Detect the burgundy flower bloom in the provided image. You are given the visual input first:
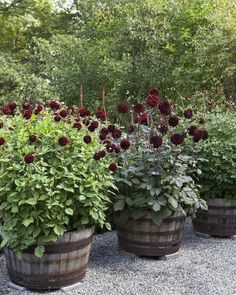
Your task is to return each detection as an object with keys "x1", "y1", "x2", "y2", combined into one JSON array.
[
  {"x1": 98, "y1": 150, "x2": 106, "y2": 158},
  {"x1": 159, "y1": 101, "x2": 171, "y2": 115},
  {"x1": 24, "y1": 153, "x2": 35, "y2": 164},
  {"x1": 170, "y1": 133, "x2": 185, "y2": 145},
  {"x1": 146, "y1": 94, "x2": 160, "y2": 107},
  {"x1": 88, "y1": 125, "x2": 95, "y2": 132},
  {"x1": 0, "y1": 137, "x2": 5, "y2": 146},
  {"x1": 117, "y1": 103, "x2": 129, "y2": 113},
  {"x1": 183, "y1": 108, "x2": 193, "y2": 119},
  {"x1": 139, "y1": 112, "x2": 148, "y2": 125},
  {"x1": 50, "y1": 100, "x2": 60, "y2": 110},
  {"x1": 2, "y1": 106, "x2": 11, "y2": 115},
  {"x1": 73, "y1": 122, "x2": 82, "y2": 130},
  {"x1": 133, "y1": 103, "x2": 144, "y2": 113},
  {"x1": 37, "y1": 104, "x2": 44, "y2": 112},
  {"x1": 199, "y1": 117, "x2": 205, "y2": 124},
  {"x1": 8, "y1": 102, "x2": 17, "y2": 111},
  {"x1": 0, "y1": 122, "x2": 3, "y2": 128},
  {"x1": 108, "y1": 125, "x2": 115, "y2": 133},
  {"x1": 23, "y1": 110, "x2": 32, "y2": 120},
  {"x1": 128, "y1": 125, "x2": 135, "y2": 133},
  {"x1": 120, "y1": 139, "x2": 130, "y2": 150},
  {"x1": 93, "y1": 153, "x2": 101, "y2": 160},
  {"x1": 96, "y1": 109, "x2": 107, "y2": 121},
  {"x1": 59, "y1": 109, "x2": 68, "y2": 118},
  {"x1": 109, "y1": 163, "x2": 117, "y2": 172},
  {"x1": 150, "y1": 135, "x2": 163, "y2": 148},
  {"x1": 112, "y1": 128, "x2": 122, "y2": 139},
  {"x1": 193, "y1": 129, "x2": 204, "y2": 142},
  {"x1": 168, "y1": 115, "x2": 179, "y2": 127},
  {"x1": 188, "y1": 125, "x2": 197, "y2": 136},
  {"x1": 159, "y1": 124, "x2": 168, "y2": 134},
  {"x1": 83, "y1": 135, "x2": 92, "y2": 144},
  {"x1": 100, "y1": 128, "x2": 109, "y2": 136},
  {"x1": 149, "y1": 88, "x2": 160, "y2": 96},
  {"x1": 99, "y1": 133, "x2": 107, "y2": 141},
  {"x1": 22, "y1": 102, "x2": 31, "y2": 110},
  {"x1": 90, "y1": 121, "x2": 99, "y2": 129},
  {"x1": 115, "y1": 147, "x2": 120, "y2": 154},
  {"x1": 58, "y1": 136, "x2": 68, "y2": 146},
  {"x1": 202, "y1": 130, "x2": 208, "y2": 140},
  {"x1": 29, "y1": 135, "x2": 37, "y2": 142},
  {"x1": 54, "y1": 115, "x2": 61, "y2": 122},
  {"x1": 79, "y1": 108, "x2": 91, "y2": 117}
]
